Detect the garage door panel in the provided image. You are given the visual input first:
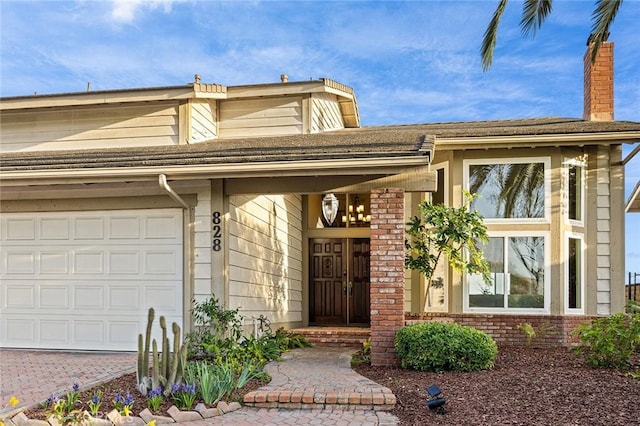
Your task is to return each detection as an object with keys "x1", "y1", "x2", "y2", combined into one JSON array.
[
  {"x1": 74, "y1": 217, "x2": 105, "y2": 239},
  {"x1": 145, "y1": 250, "x2": 180, "y2": 275},
  {"x1": 5, "y1": 218, "x2": 36, "y2": 240},
  {"x1": 5, "y1": 251, "x2": 35, "y2": 274},
  {"x1": 109, "y1": 216, "x2": 140, "y2": 239},
  {"x1": 4, "y1": 319, "x2": 35, "y2": 343},
  {"x1": 144, "y1": 286, "x2": 180, "y2": 311},
  {"x1": 108, "y1": 286, "x2": 141, "y2": 310},
  {"x1": 41, "y1": 320, "x2": 70, "y2": 345},
  {"x1": 145, "y1": 215, "x2": 180, "y2": 239},
  {"x1": 74, "y1": 285, "x2": 105, "y2": 310},
  {"x1": 109, "y1": 251, "x2": 140, "y2": 274},
  {"x1": 40, "y1": 217, "x2": 70, "y2": 240},
  {"x1": 40, "y1": 285, "x2": 69, "y2": 309},
  {"x1": 73, "y1": 251, "x2": 105, "y2": 274},
  {"x1": 41, "y1": 251, "x2": 70, "y2": 274},
  {"x1": 0, "y1": 209, "x2": 183, "y2": 351},
  {"x1": 4, "y1": 284, "x2": 35, "y2": 308}
]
